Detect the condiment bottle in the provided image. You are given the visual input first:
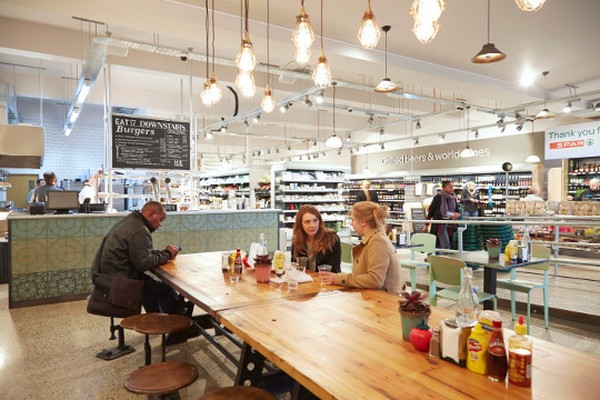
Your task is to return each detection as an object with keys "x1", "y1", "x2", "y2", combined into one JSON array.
[
  {"x1": 467, "y1": 323, "x2": 488, "y2": 375},
  {"x1": 508, "y1": 316, "x2": 532, "y2": 387},
  {"x1": 487, "y1": 319, "x2": 507, "y2": 382},
  {"x1": 428, "y1": 327, "x2": 441, "y2": 361}
]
